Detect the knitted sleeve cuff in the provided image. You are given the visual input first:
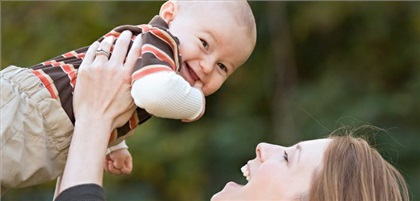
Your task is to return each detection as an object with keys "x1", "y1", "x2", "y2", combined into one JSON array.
[
  {"x1": 106, "y1": 140, "x2": 128, "y2": 155},
  {"x1": 55, "y1": 184, "x2": 104, "y2": 201}
]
